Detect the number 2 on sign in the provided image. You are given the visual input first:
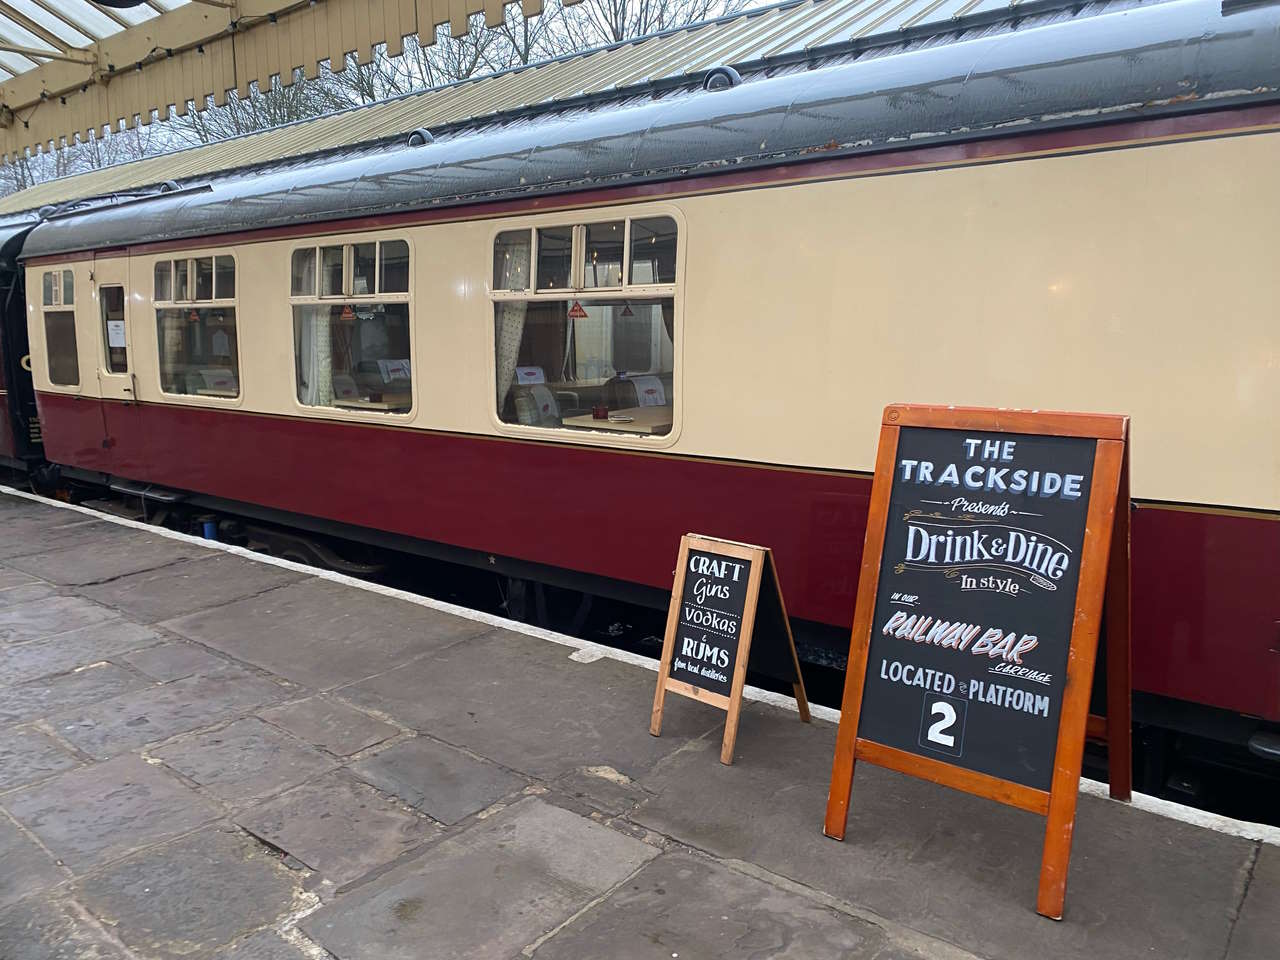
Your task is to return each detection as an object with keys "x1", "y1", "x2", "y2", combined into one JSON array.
[
  {"x1": 927, "y1": 701, "x2": 956, "y2": 746},
  {"x1": 918, "y1": 694, "x2": 966, "y2": 757}
]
